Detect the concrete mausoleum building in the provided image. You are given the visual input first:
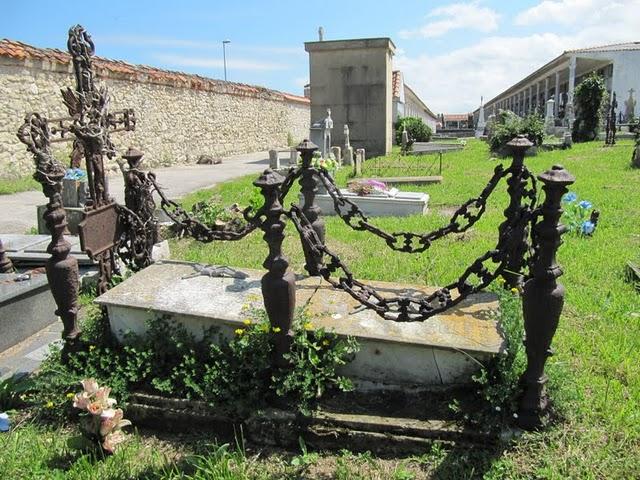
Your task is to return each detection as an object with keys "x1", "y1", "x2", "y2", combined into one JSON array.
[
  {"x1": 477, "y1": 42, "x2": 640, "y2": 127},
  {"x1": 305, "y1": 37, "x2": 436, "y2": 157},
  {"x1": 392, "y1": 70, "x2": 438, "y2": 132}
]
